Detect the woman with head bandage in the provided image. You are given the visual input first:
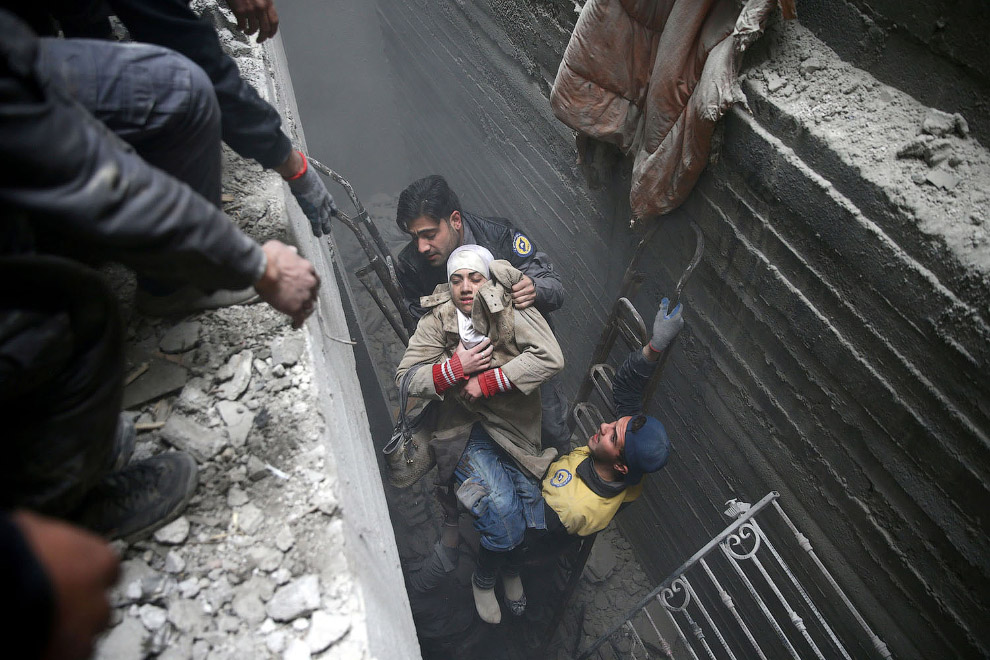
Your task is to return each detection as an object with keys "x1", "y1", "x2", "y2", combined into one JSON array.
[
  {"x1": 395, "y1": 244, "x2": 565, "y2": 624},
  {"x1": 447, "y1": 245, "x2": 494, "y2": 350}
]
